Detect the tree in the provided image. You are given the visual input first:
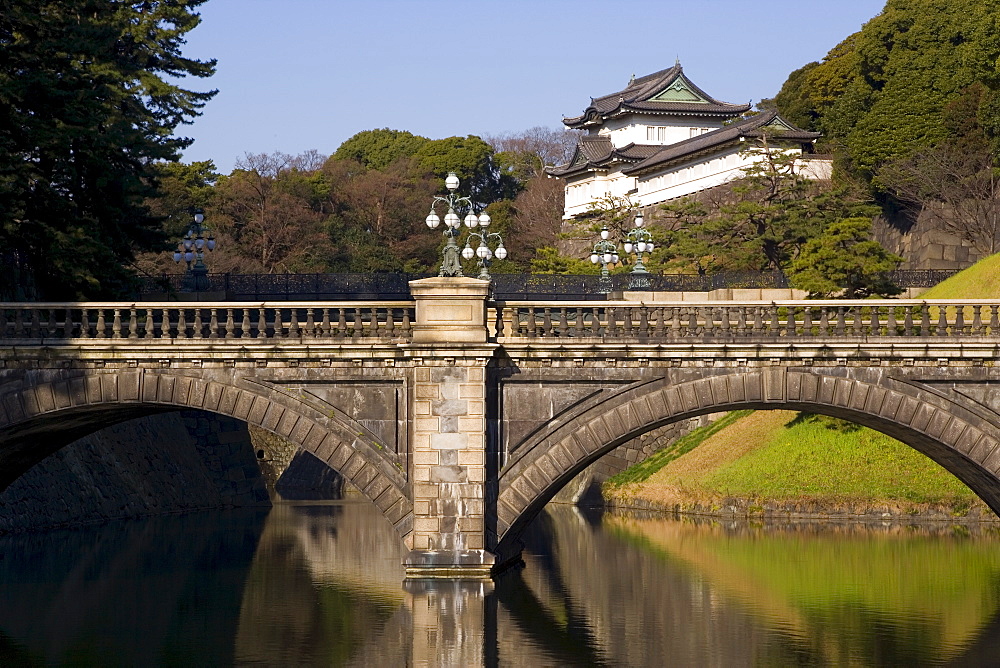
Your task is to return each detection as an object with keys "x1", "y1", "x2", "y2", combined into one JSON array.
[
  {"x1": 788, "y1": 217, "x2": 903, "y2": 298},
  {"x1": 878, "y1": 84, "x2": 1000, "y2": 255},
  {"x1": 773, "y1": 0, "x2": 1000, "y2": 184},
  {"x1": 506, "y1": 174, "x2": 565, "y2": 267},
  {"x1": 658, "y1": 140, "x2": 875, "y2": 273},
  {"x1": 485, "y1": 126, "x2": 579, "y2": 181},
  {"x1": 321, "y1": 158, "x2": 438, "y2": 272},
  {"x1": 136, "y1": 160, "x2": 219, "y2": 275},
  {"x1": 412, "y1": 135, "x2": 520, "y2": 207},
  {"x1": 332, "y1": 128, "x2": 429, "y2": 171},
  {"x1": 0, "y1": 0, "x2": 216, "y2": 298},
  {"x1": 529, "y1": 247, "x2": 600, "y2": 274},
  {"x1": 210, "y1": 153, "x2": 332, "y2": 274}
]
